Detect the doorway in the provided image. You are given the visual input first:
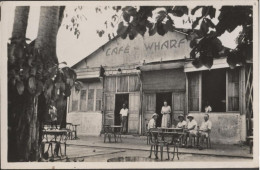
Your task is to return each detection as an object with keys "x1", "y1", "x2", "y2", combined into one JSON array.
[
  {"x1": 156, "y1": 92, "x2": 172, "y2": 127},
  {"x1": 114, "y1": 94, "x2": 129, "y2": 129}
]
